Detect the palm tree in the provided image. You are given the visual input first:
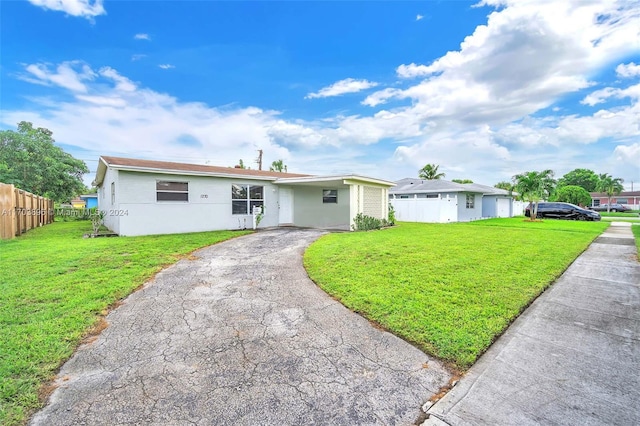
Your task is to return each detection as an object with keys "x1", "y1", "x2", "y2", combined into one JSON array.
[
  {"x1": 419, "y1": 164, "x2": 445, "y2": 180},
  {"x1": 269, "y1": 159, "x2": 287, "y2": 173},
  {"x1": 596, "y1": 173, "x2": 624, "y2": 212},
  {"x1": 512, "y1": 170, "x2": 555, "y2": 220}
]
